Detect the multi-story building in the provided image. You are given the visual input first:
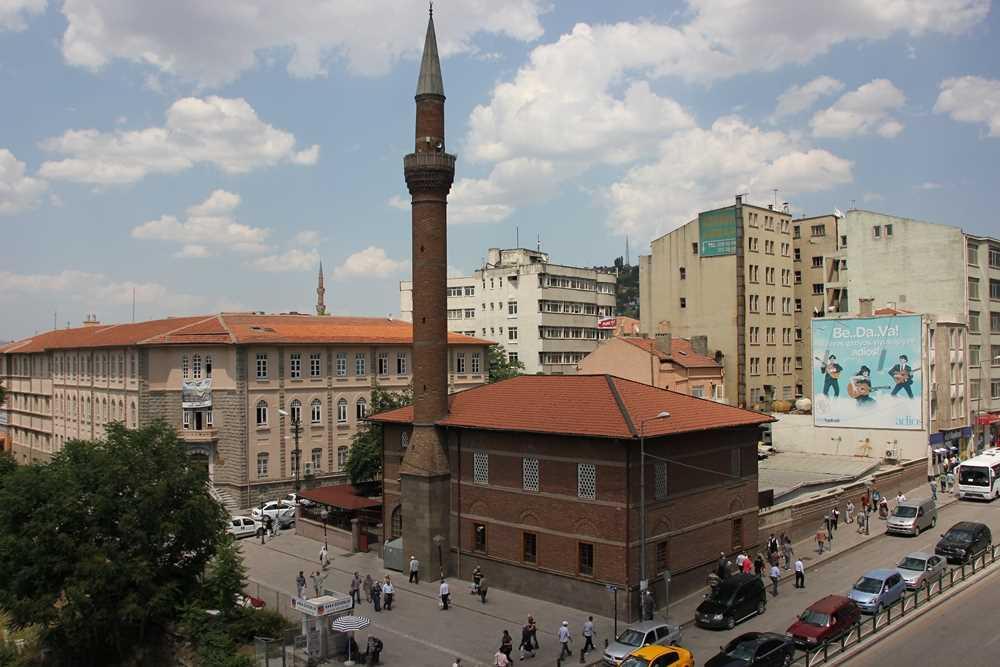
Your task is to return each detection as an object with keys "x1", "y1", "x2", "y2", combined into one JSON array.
[
  {"x1": 0, "y1": 313, "x2": 489, "y2": 509},
  {"x1": 794, "y1": 214, "x2": 841, "y2": 398},
  {"x1": 640, "y1": 196, "x2": 807, "y2": 409},
  {"x1": 965, "y1": 235, "x2": 1000, "y2": 448},
  {"x1": 400, "y1": 247, "x2": 616, "y2": 375}
]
